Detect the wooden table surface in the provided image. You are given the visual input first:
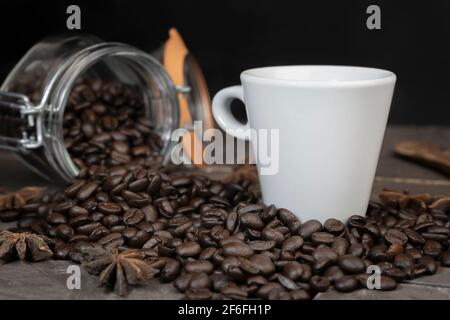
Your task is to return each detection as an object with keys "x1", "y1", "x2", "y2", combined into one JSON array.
[{"x1": 0, "y1": 126, "x2": 449, "y2": 300}]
